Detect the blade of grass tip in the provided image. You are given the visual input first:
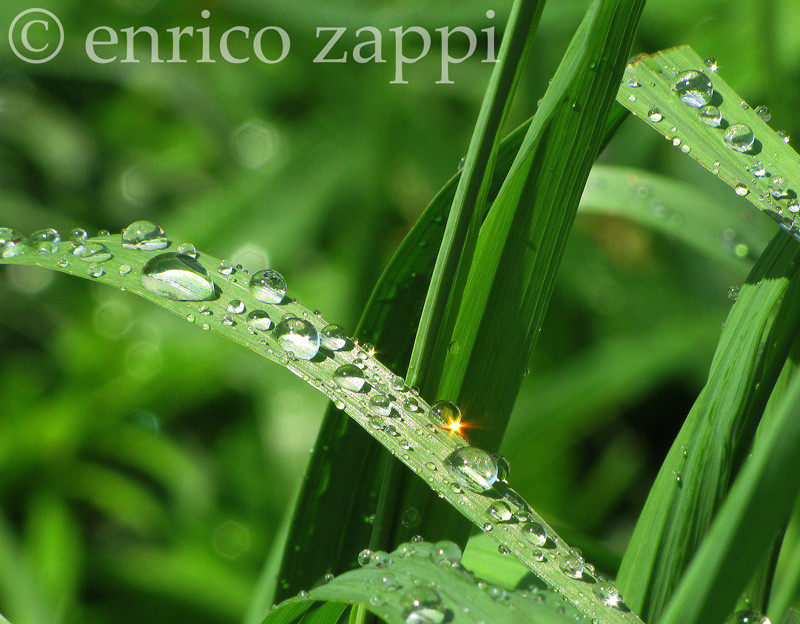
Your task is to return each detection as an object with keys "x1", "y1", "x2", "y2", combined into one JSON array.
[
  {"x1": 657, "y1": 320, "x2": 800, "y2": 624},
  {"x1": 617, "y1": 231, "x2": 800, "y2": 622}
]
